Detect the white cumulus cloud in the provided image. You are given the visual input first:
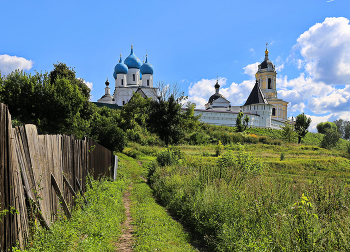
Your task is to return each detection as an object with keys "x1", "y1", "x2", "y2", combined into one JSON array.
[
  {"x1": 187, "y1": 17, "x2": 350, "y2": 132},
  {"x1": 0, "y1": 54, "x2": 33, "y2": 76},
  {"x1": 243, "y1": 62, "x2": 259, "y2": 78},
  {"x1": 294, "y1": 17, "x2": 350, "y2": 85},
  {"x1": 187, "y1": 76, "x2": 255, "y2": 109}
]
